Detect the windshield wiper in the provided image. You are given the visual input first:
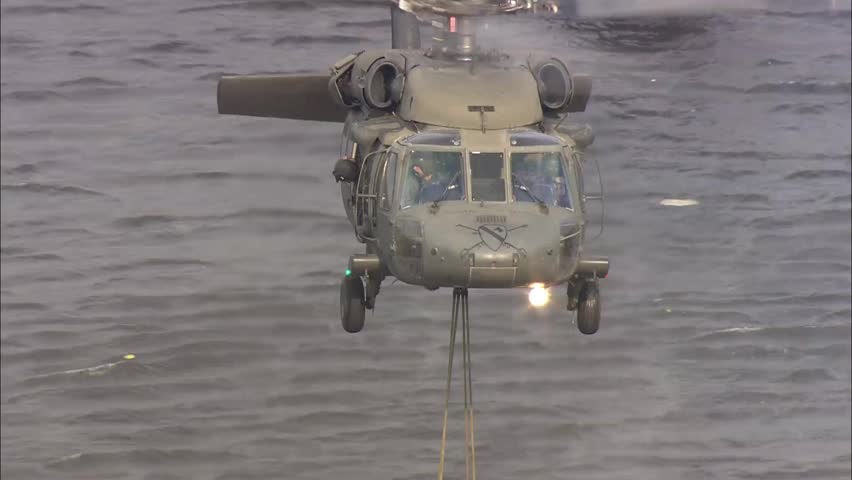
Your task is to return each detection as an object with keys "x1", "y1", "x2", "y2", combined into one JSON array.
[
  {"x1": 431, "y1": 171, "x2": 461, "y2": 209},
  {"x1": 512, "y1": 174, "x2": 547, "y2": 209}
]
